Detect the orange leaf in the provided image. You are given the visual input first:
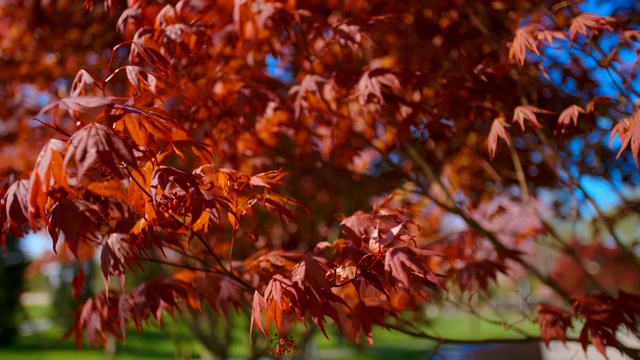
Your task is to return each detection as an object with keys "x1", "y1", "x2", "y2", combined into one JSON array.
[
  {"x1": 509, "y1": 24, "x2": 540, "y2": 66},
  {"x1": 487, "y1": 117, "x2": 511, "y2": 158},
  {"x1": 558, "y1": 104, "x2": 585, "y2": 128},
  {"x1": 87, "y1": 180, "x2": 127, "y2": 200},
  {"x1": 512, "y1": 105, "x2": 552, "y2": 130}
]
